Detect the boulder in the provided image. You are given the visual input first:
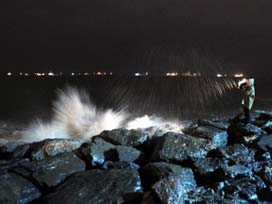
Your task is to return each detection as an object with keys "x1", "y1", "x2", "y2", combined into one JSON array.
[
  {"x1": 227, "y1": 123, "x2": 266, "y2": 142},
  {"x1": 153, "y1": 170, "x2": 197, "y2": 204},
  {"x1": 30, "y1": 139, "x2": 84, "y2": 160},
  {"x1": 261, "y1": 121, "x2": 272, "y2": 134},
  {"x1": 194, "y1": 157, "x2": 228, "y2": 175},
  {"x1": 258, "y1": 135, "x2": 272, "y2": 151},
  {"x1": 217, "y1": 144, "x2": 256, "y2": 165},
  {"x1": 99, "y1": 128, "x2": 149, "y2": 147},
  {"x1": 189, "y1": 126, "x2": 228, "y2": 147},
  {"x1": 256, "y1": 110, "x2": 272, "y2": 120},
  {"x1": 80, "y1": 137, "x2": 116, "y2": 166},
  {"x1": 152, "y1": 132, "x2": 216, "y2": 163},
  {"x1": 140, "y1": 162, "x2": 196, "y2": 189},
  {"x1": 102, "y1": 161, "x2": 140, "y2": 170},
  {"x1": 115, "y1": 145, "x2": 142, "y2": 163},
  {"x1": 185, "y1": 187, "x2": 224, "y2": 203},
  {"x1": 197, "y1": 119, "x2": 230, "y2": 130},
  {"x1": 44, "y1": 169, "x2": 143, "y2": 204},
  {"x1": 0, "y1": 172, "x2": 41, "y2": 204},
  {"x1": 12, "y1": 152, "x2": 86, "y2": 188},
  {"x1": 224, "y1": 164, "x2": 253, "y2": 178}
]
